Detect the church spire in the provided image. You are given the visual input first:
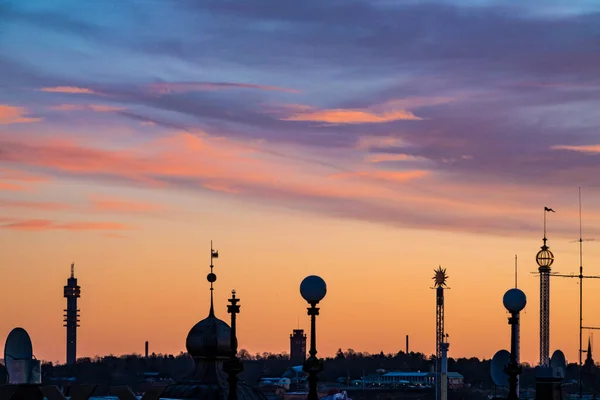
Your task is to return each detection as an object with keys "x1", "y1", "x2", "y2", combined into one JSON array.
[{"x1": 207, "y1": 241, "x2": 219, "y2": 317}]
